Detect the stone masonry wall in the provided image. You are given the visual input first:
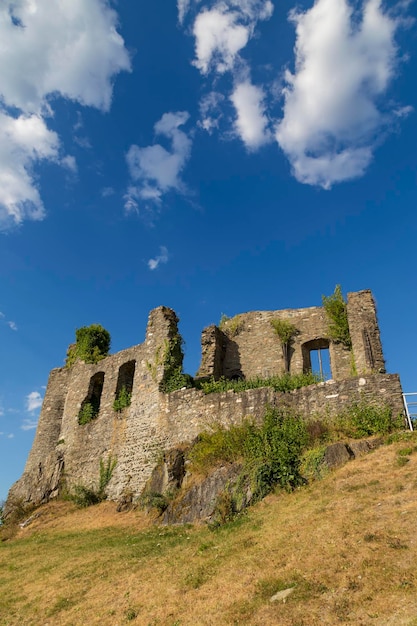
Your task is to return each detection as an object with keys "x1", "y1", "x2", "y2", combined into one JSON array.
[
  {"x1": 5, "y1": 293, "x2": 405, "y2": 515},
  {"x1": 197, "y1": 291, "x2": 383, "y2": 382},
  {"x1": 159, "y1": 374, "x2": 405, "y2": 448},
  {"x1": 347, "y1": 290, "x2": 385, "y2": 374},
  {"x1": 6, "y1": 307, "x2": 182, "y2": 512}
]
